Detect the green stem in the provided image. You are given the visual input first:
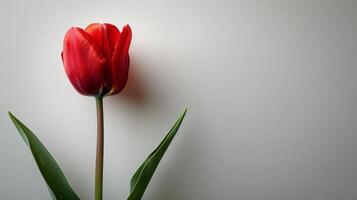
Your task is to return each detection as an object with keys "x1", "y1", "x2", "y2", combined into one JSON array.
[{"x1": 95, "y1": 97, "x2": 104, "y2": 200}]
